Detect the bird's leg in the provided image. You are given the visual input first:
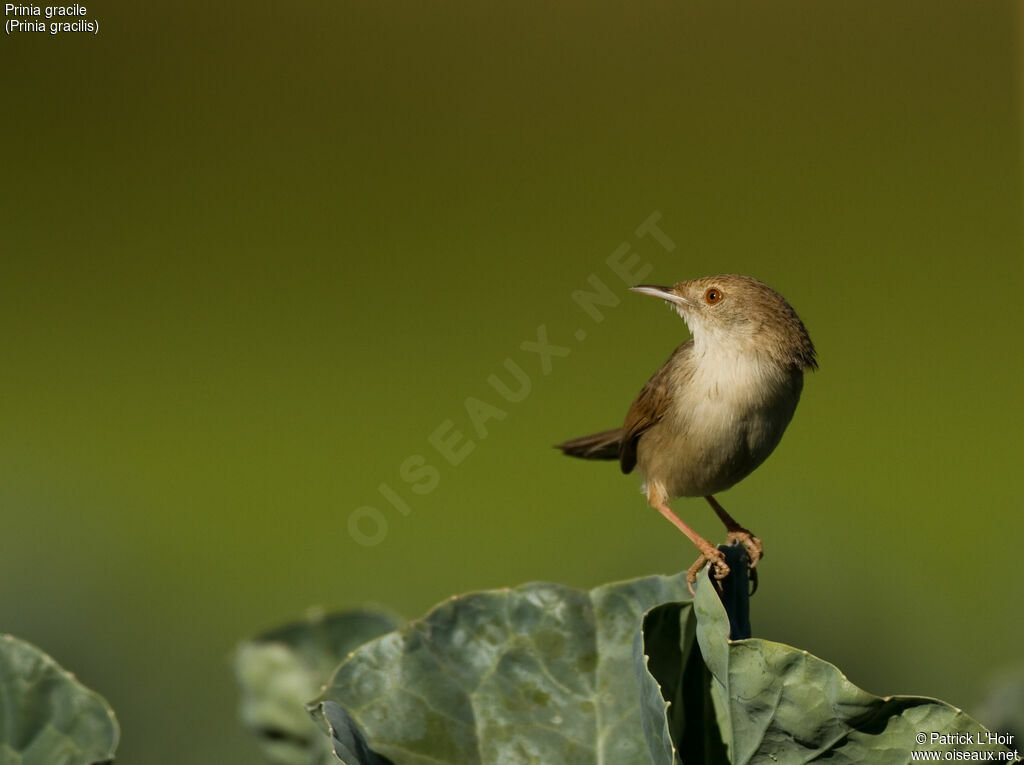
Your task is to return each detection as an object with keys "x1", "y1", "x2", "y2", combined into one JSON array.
[
  {"x1": 704, "y1": 495, "x2": 763, "y2": 567},
  {"x1": 648, "y1": 486, "x2": 729, "y2": 592}
]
